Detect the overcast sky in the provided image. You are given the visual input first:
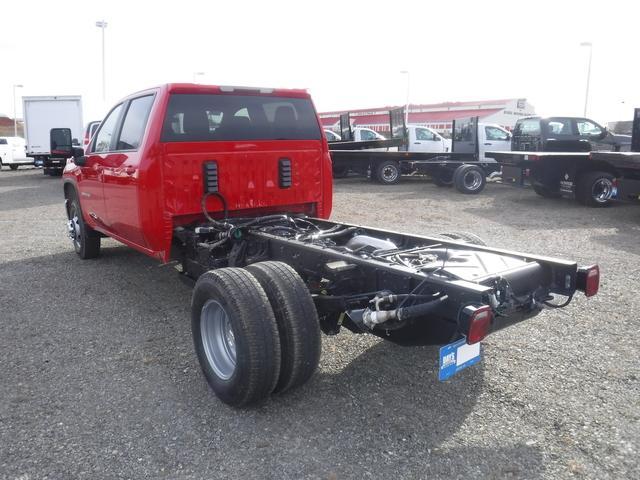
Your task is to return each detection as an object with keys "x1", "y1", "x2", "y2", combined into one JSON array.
[{"x1": 1, "y1": 0, "x2": 638, "y2": 125}]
